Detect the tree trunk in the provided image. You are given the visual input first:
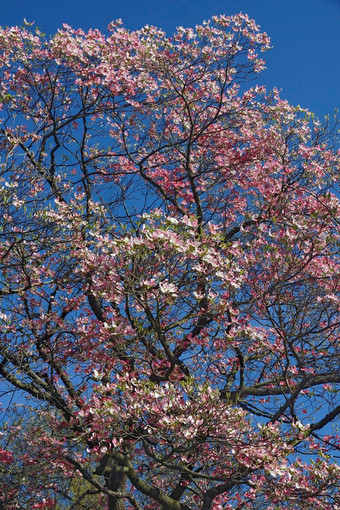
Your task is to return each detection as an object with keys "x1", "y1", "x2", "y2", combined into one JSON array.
[{"x1": 105, "y1": 462, "x2": 128, "y2": 510}]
